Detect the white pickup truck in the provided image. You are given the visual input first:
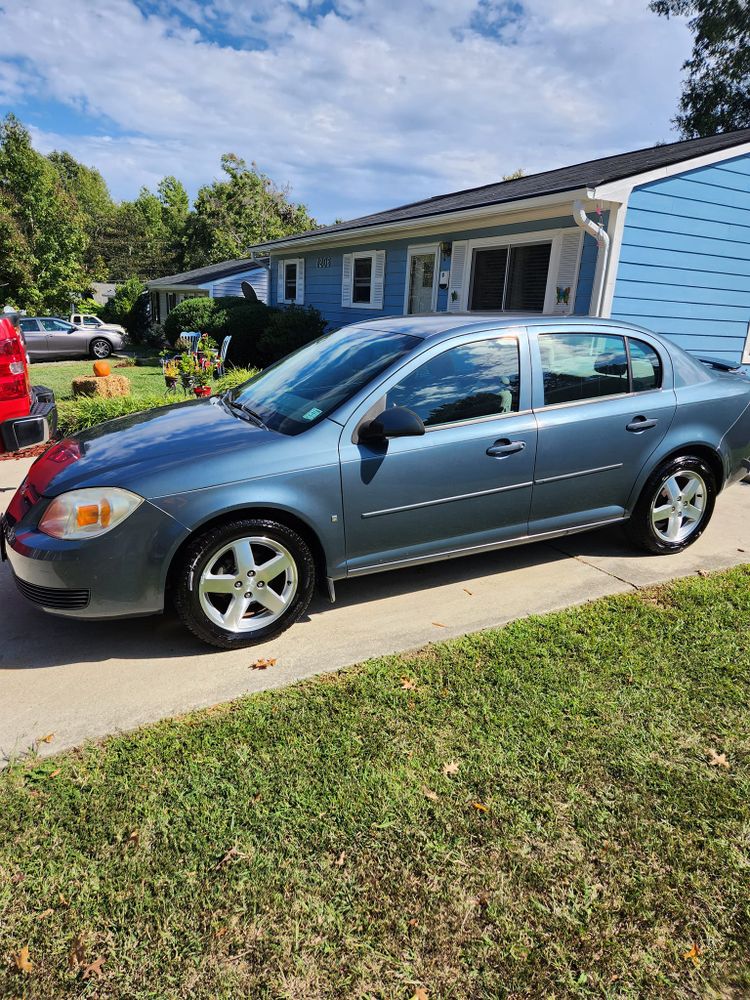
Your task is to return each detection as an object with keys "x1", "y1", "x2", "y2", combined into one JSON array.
[{"x1": 70, "y1": 313, "x2": 127, "y2": 336}]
